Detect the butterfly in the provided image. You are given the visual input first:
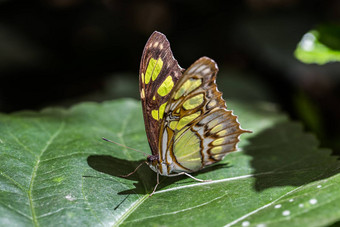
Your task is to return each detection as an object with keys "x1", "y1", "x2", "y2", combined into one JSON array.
[{"x1": 137, "y1": 31, "x2": 251, "y2": 195}]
